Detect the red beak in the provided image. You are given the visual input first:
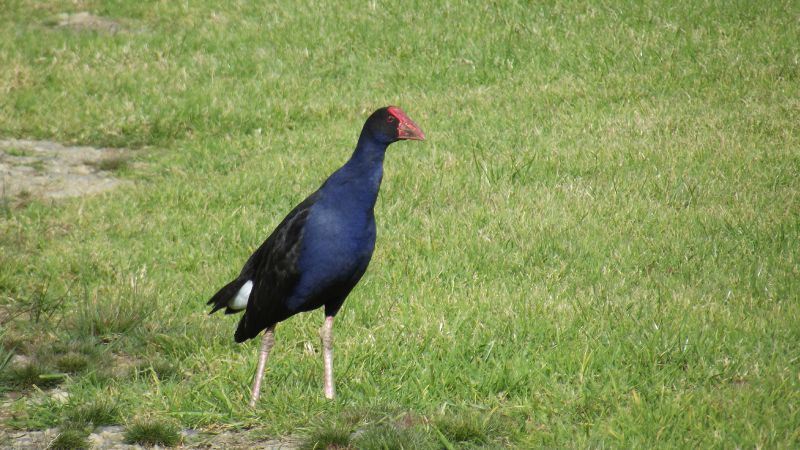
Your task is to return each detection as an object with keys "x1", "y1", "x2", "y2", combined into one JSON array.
[{"x1": 388, "y1": 106, "x2": 426, "y2": 141}]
